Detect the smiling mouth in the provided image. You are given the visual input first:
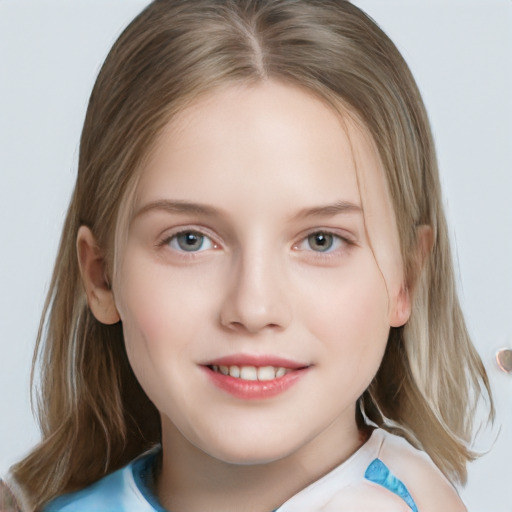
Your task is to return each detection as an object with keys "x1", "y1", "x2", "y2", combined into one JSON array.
[
  {"x1": 208, "y1": 364, "x2": 293, "y2": 381},
  {"x1": 202, "y1": 356, "x2": 310, "y2": 399}
]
